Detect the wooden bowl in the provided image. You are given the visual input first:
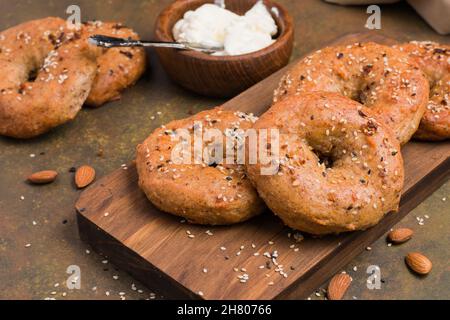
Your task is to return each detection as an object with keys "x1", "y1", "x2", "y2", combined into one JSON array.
[{"x1": 154, "y1": 0, "x2": 294, "y2": 98}]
